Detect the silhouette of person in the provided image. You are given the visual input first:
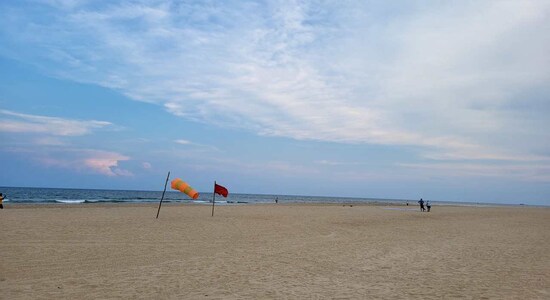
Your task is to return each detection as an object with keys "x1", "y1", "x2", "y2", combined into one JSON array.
[{"x1": 418, "y1": 198, "x2": 425, "y2": 212}]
